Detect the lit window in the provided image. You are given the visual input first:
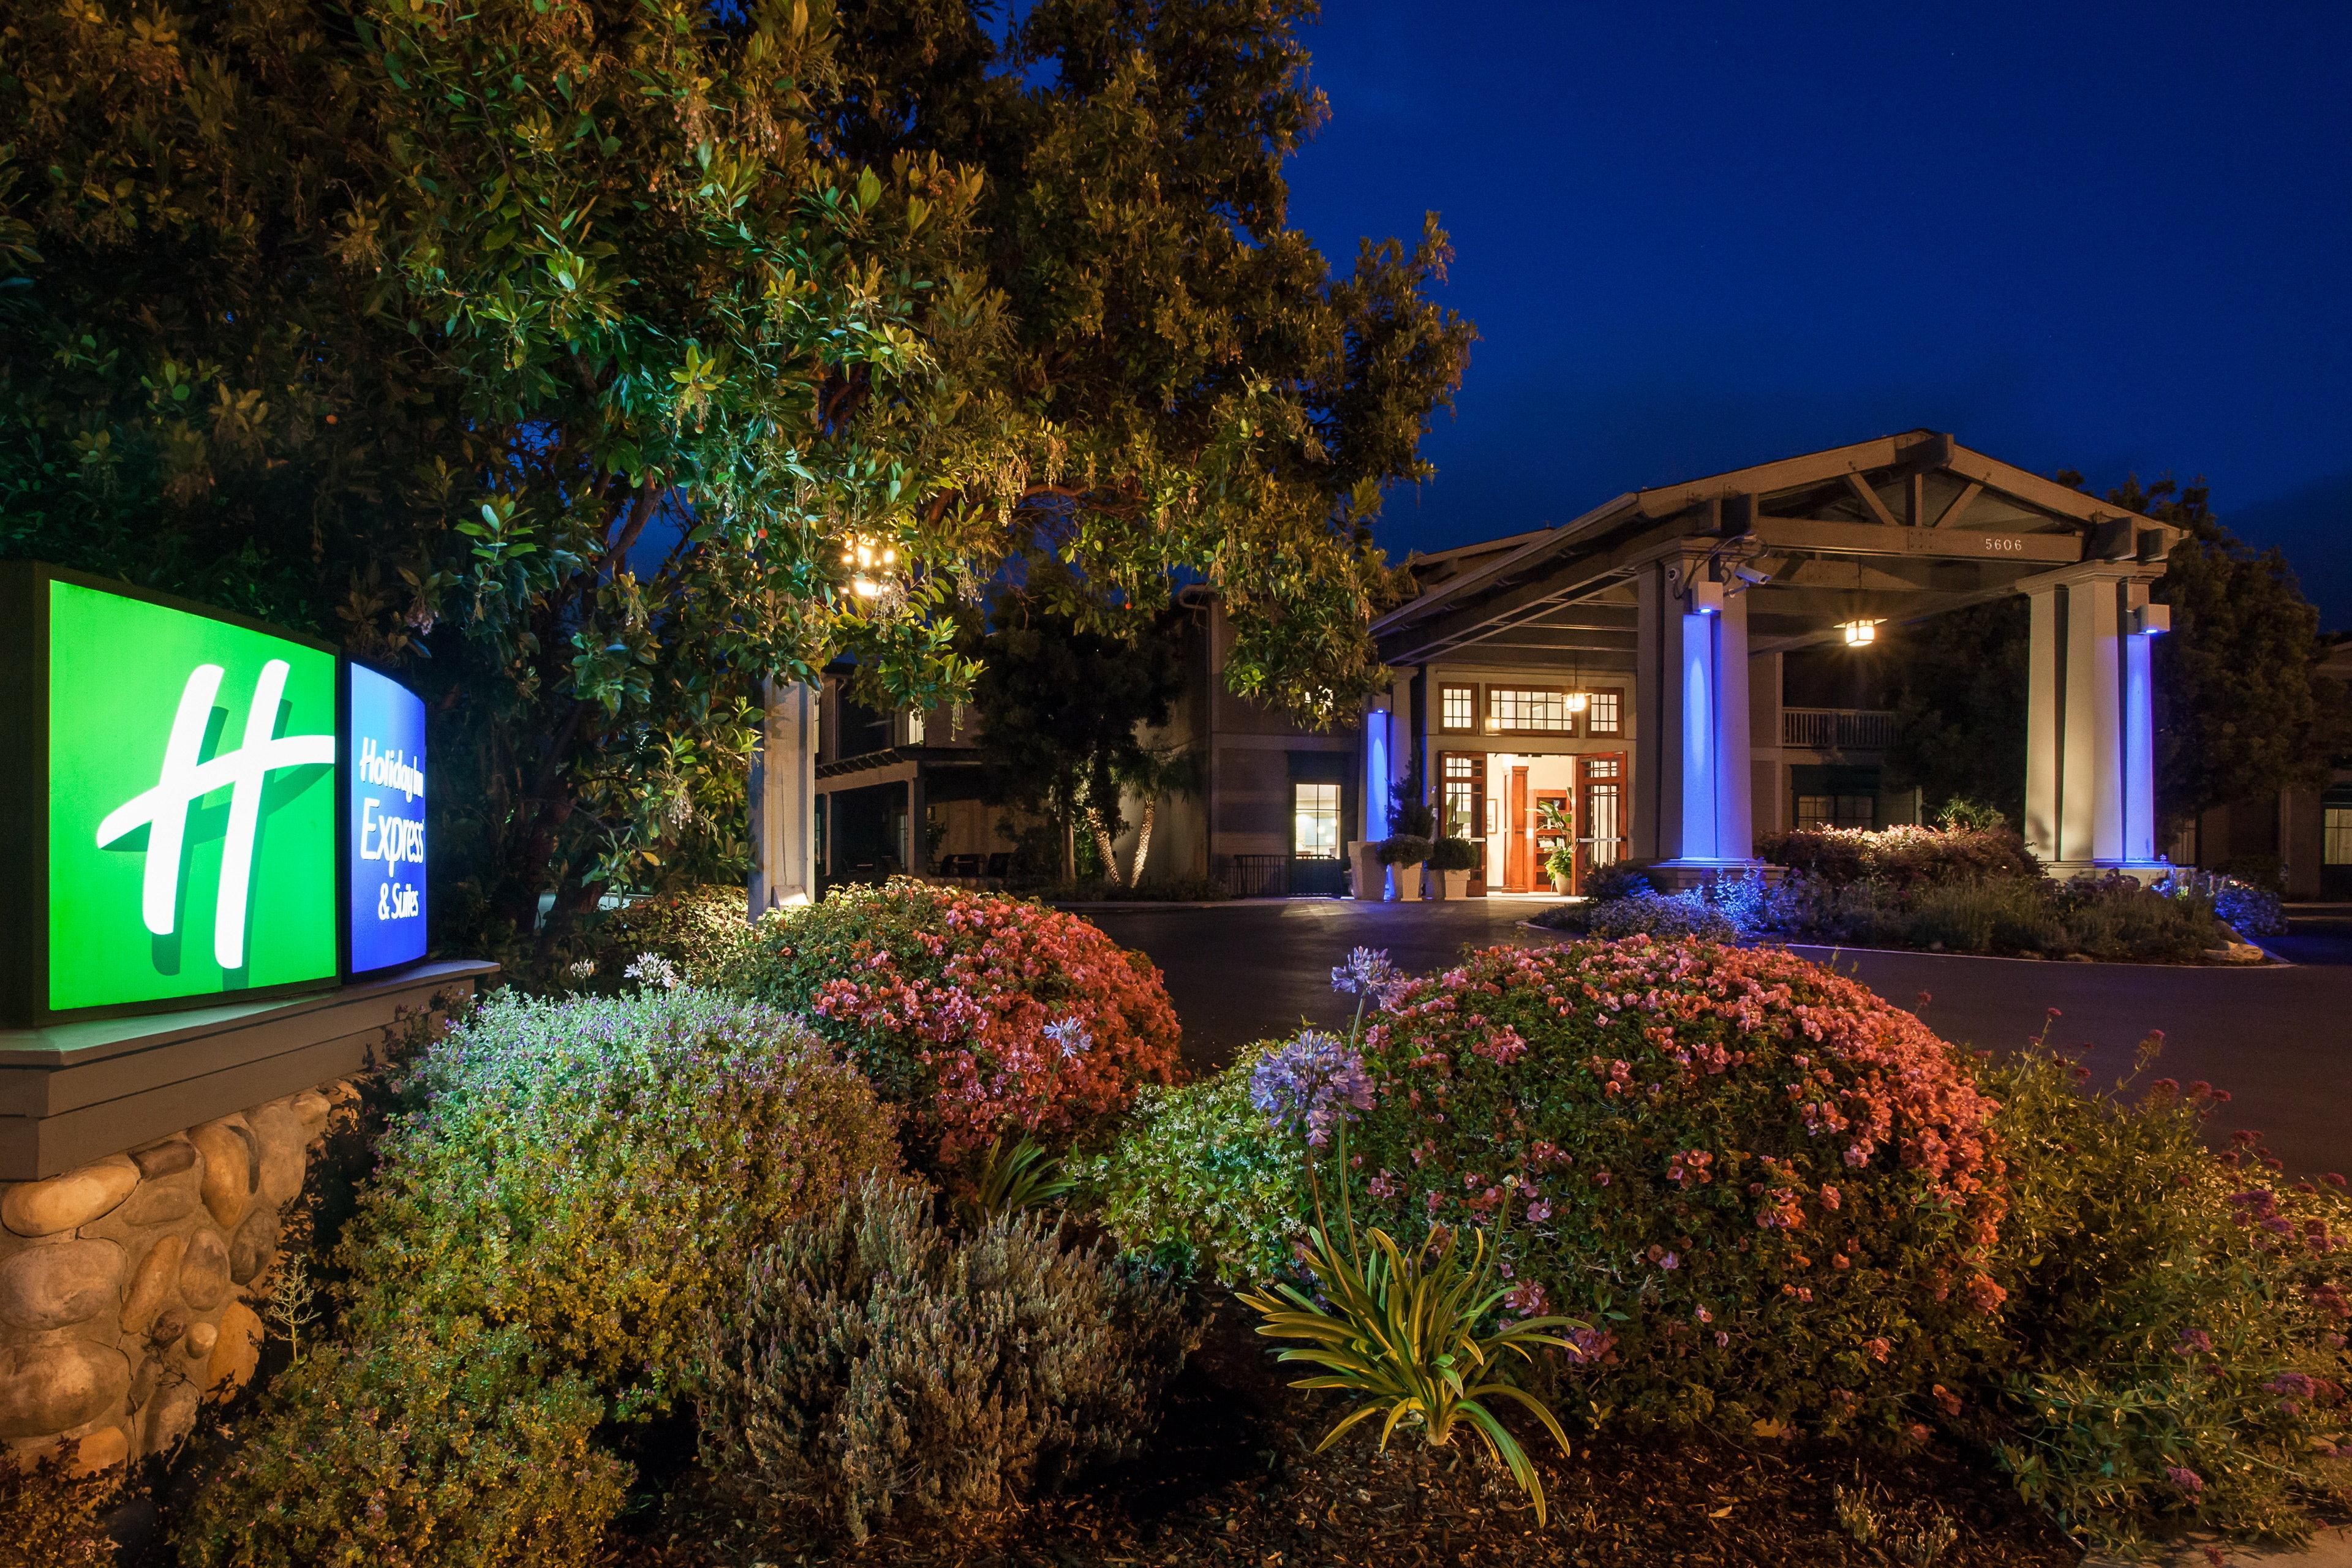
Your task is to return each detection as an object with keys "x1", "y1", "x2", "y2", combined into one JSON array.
[
  {"x1": 1441, "y1": 755, "x2": 1479, "y2": 839},
  {"x1": 1488, "y1": 687, "x2": 1570, "y2": 733},
  {"x1": 1585, "y1": 756, "x2": 1620, "y2": 780},
  {"x1": 1585, "y1": 783, "x2": 1623, "y2": 865},
  {"x1": 1293, "y1": 783, "x2": 1341, "y2": 859},
  {"x1": 1439, "y1": 684, "x2": 1476, "y2": 731},
  {"x1": 1586, "y1": 689, "x2": 1623, "y2": 736},
  {"x1": 2326, "y1": 807, "x2": 2352, "y2": 865}
]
